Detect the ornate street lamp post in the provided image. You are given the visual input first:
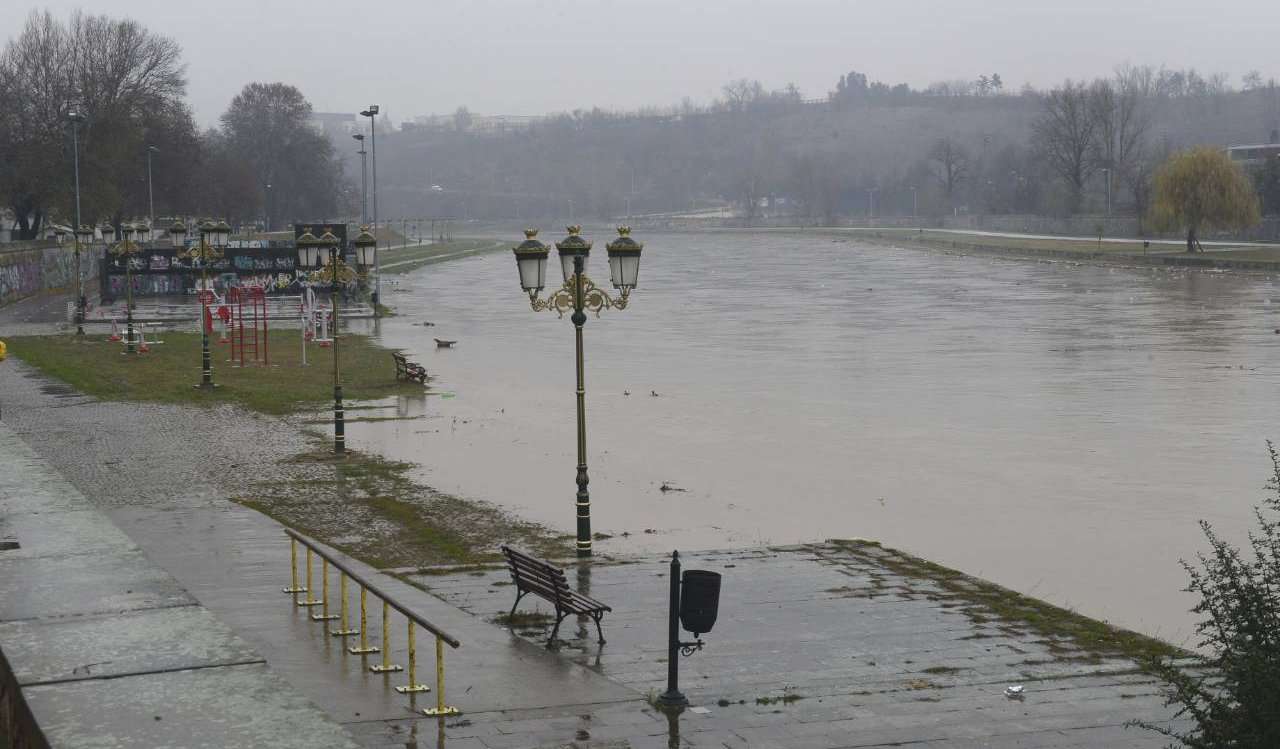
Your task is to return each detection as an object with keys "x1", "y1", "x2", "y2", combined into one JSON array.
[
  {"x1": 512, "y1": 225, "x2": 643, "y2": 557},
  {"x1": 309, "y1": 229, "x2": 357, "y2": 454},
  {"x1": 109, "y1": 223, "x2": 143, "y2": 354},
  {"x1": 186, "y1": 220, "x2": 229, "y2": 388}
]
